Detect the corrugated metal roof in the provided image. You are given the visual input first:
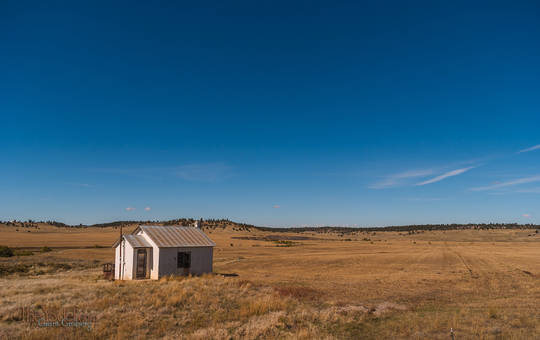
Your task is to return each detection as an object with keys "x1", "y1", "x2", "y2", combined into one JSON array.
[
  {"x1": 138, "y1": 225, "x2": 216, "y2": 248},
  {"x1": 124, "y1": 234, "x2": 152, "y2": 248}
]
